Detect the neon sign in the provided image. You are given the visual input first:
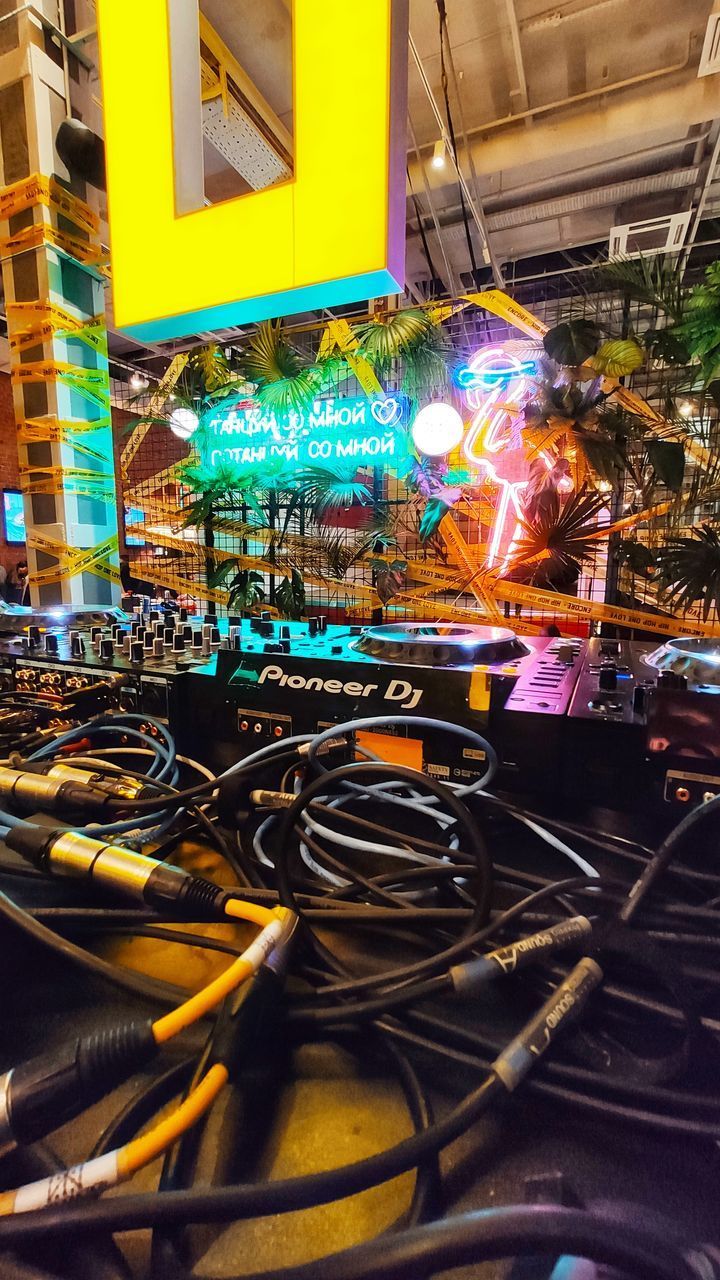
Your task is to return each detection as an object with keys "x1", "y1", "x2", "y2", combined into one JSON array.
[
  {"x1": 96, "y1": 1, "x2": 409, "y2": 342},
  {"x1": 412, "y1": 346, "x2": 574, "y2": 573},
  {"x1": 200, "y1": 394, "x2": 410, "y2": 472}
]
